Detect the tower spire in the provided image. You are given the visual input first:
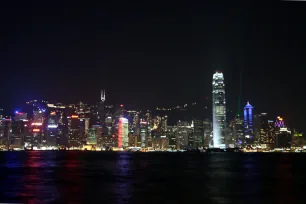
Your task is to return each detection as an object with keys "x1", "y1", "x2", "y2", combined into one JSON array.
[{"x1": 101, "y1": 89, "x2": 105, "y2": 102}]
